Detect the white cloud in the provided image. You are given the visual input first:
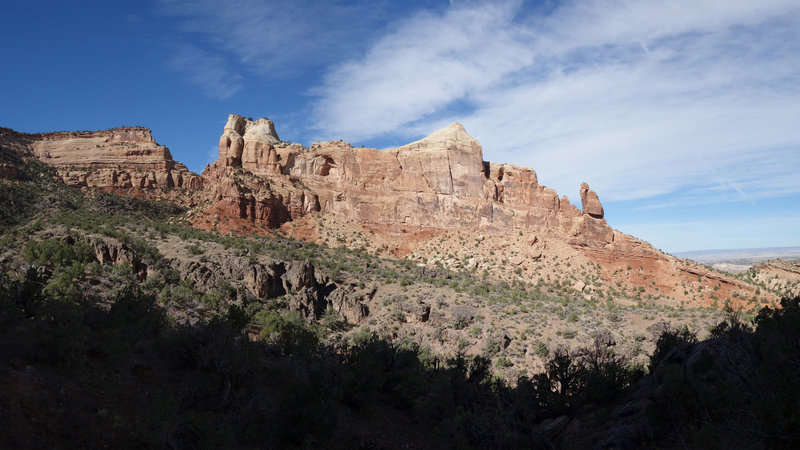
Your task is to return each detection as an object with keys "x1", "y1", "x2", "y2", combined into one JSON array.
[
  {"x1": 311, "y1": 0, "x2": 800, "y2": 207},
  {"x1": 311, "y1": 1, "x2": 532, "y2": 140}
]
